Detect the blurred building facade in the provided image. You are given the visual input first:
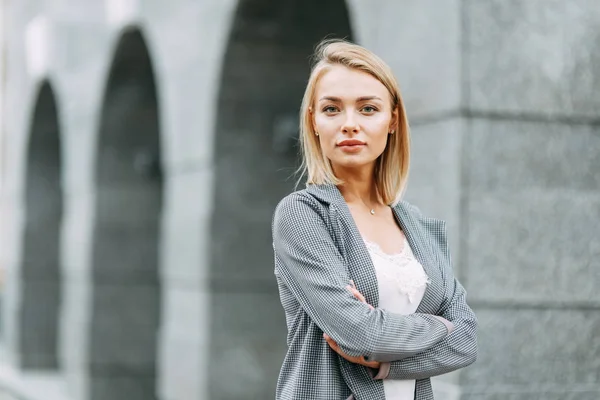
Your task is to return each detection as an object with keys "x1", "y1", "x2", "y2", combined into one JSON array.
[{"x1": 0, "y1": 1, "x2": 598, "y2": 400}]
